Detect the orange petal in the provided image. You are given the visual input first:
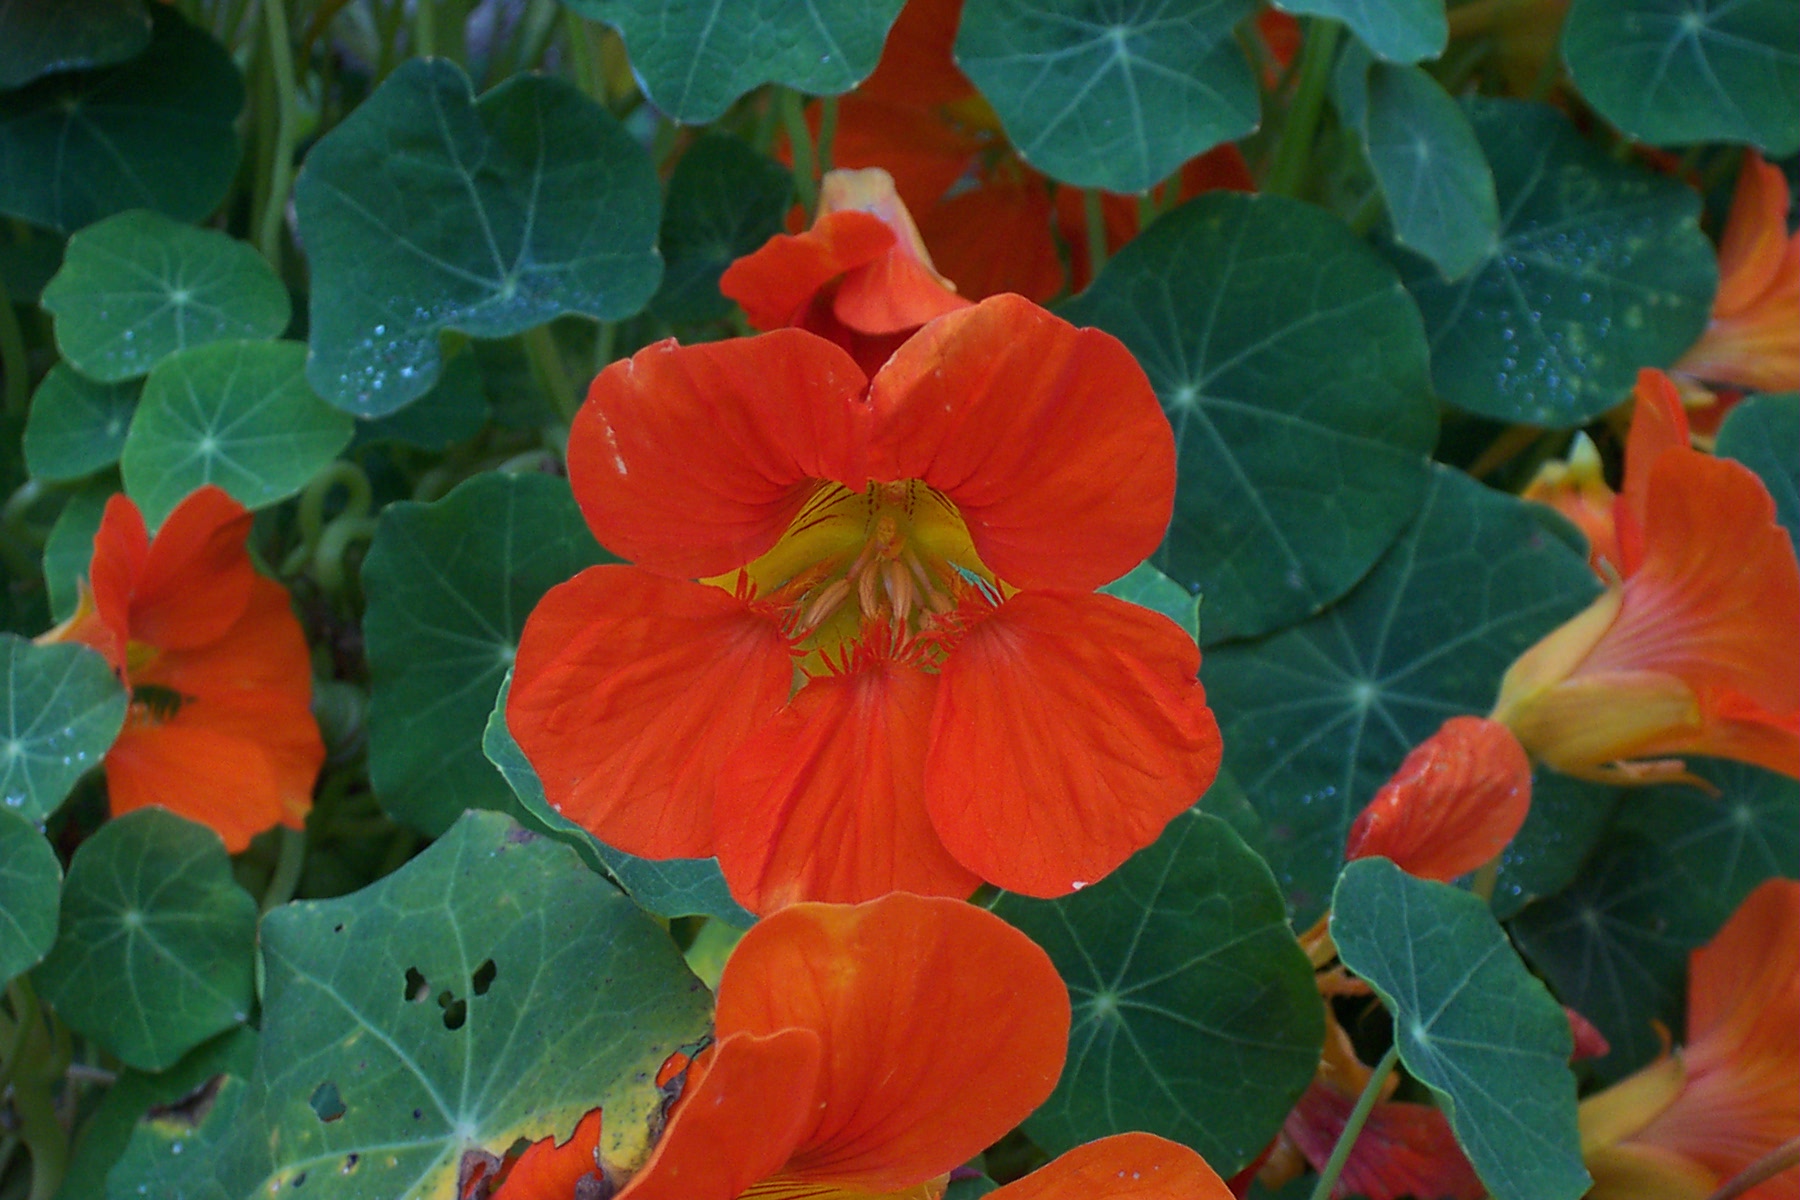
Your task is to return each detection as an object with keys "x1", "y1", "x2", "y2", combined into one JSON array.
[
  {"x1": 105, "y1": 718, "x2": 287, "y2": 854},
  {"x1": 84, "y1": 494, "x2": 151, "y2": 665},
  {"x1": 1617, "y1": 371, "x2": 1692, "y2": 572},
  {"x1": 868, "y1": 296, "x2": 1175, "y2": 591},
  {"x1": 1281, "y1": 1083, "x2": 1483, "y2": 1200},
  {"x1": 720, "y1": 209, "x2": 898, "y2": 331},
  {"x1": 1713, "y1": 153, "x2": 1794, "y2": 319},
  {"x1": 713, "y1": 658, "x2": 979, "y2": 912},
  {"x1": 831, "y1": 93, "x2": 984, "y2": 216},
  {"x1": 988, "y1": 1133, "x2": 1233, "y2": 1200},
  {"x1": 817, "y1": 169, "x2": 970, "y2": 335},
  {"x1": 1521, "y1": 433, "x2": 1620, "y2": 575},
  {"x1": 1344, "y1": 716, "x2": 1533, "y2": 882},
  {"x1": 924, "y1": 591, "x2": 1220, "y2": 896},
  {"x1": 568, "y1": 332, "x2": 871, "y2": 579},
  {"x1": 491, "y1": 1108, "x2": 604, "y2": 1200},
  {"x1": 713, "y1": 893, "x2": 1069, "y2": 1191},
  {"x1": 128, "y1": 485, "x2": 257, "y2": 651},
  {"x1": 508, "y1": 566, "x2": 796, "y2": 859},
  {"x1": 853, "y1": 0, "x2": 975, "y2": 110},
  {"x1": 915, "y1": 176, "x2": 1065, "y2": 303}
]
